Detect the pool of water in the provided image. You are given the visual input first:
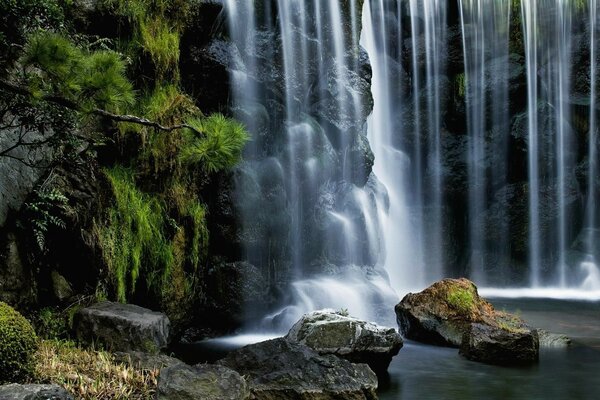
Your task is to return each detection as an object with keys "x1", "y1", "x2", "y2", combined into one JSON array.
[{"x1": 379, "y1": 298, "x2": 600, "y2": 400}]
